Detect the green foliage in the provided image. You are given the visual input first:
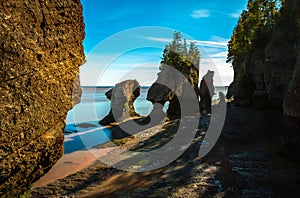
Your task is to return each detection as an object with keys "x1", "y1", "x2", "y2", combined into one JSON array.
[
  {"x1": 160, "y1": 32, "x2": 200, "y2": 90},
  {"x1": 227, "y1": 0, "x2": 282, "y2": 96},
  {"x1": 227, "y1": 0, "x2": 281, "y2": 66},
  {"x1": 160, "y1": 32, "x2": 200, "y2": 71},
  {"x1": 20, "y1": 189, "x2": 31, "y2": 198}
]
